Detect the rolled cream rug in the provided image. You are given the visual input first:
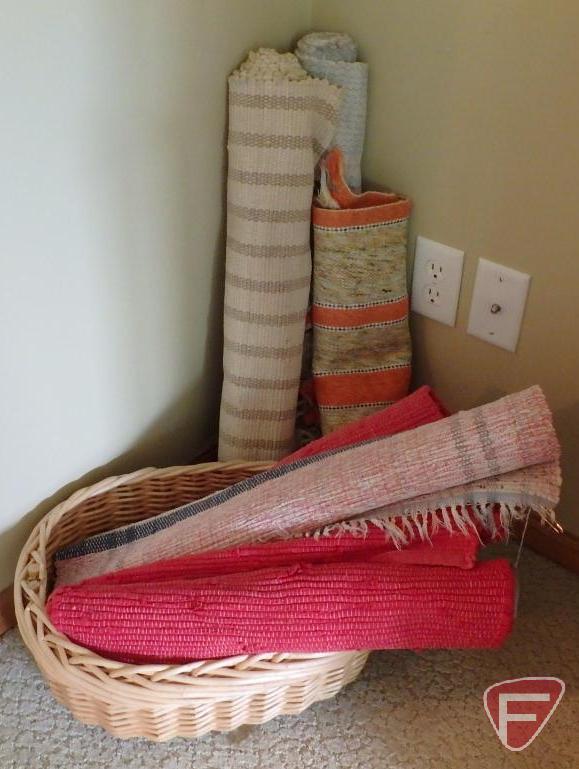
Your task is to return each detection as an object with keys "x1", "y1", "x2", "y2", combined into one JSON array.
[
  {"x1": 218, "y1": 49, "x2": 341, "y2": 461},
  {"x1": 296, "y1": 33, "x2": 368, "y2": 190}
]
